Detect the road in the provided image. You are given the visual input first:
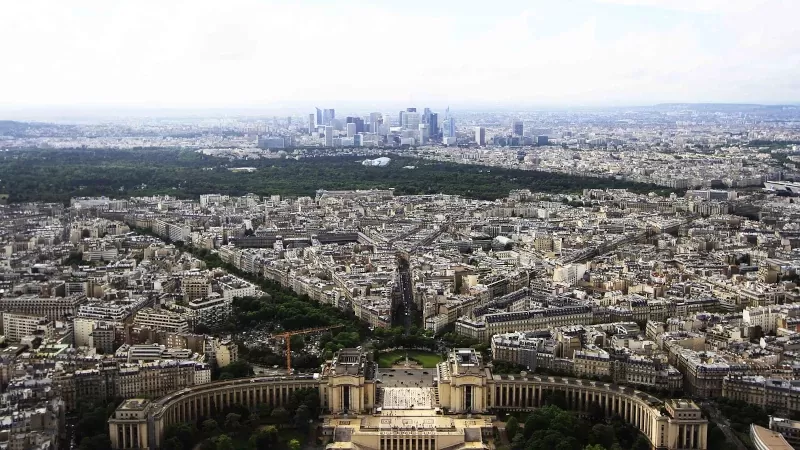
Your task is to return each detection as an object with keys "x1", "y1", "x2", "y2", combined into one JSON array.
[
  {"x1": 398, "y1": 267, "x2": 414, "y2": 334},
  {"x1": 701, "y1": 401, "x2": 747, "y2": 450}
]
